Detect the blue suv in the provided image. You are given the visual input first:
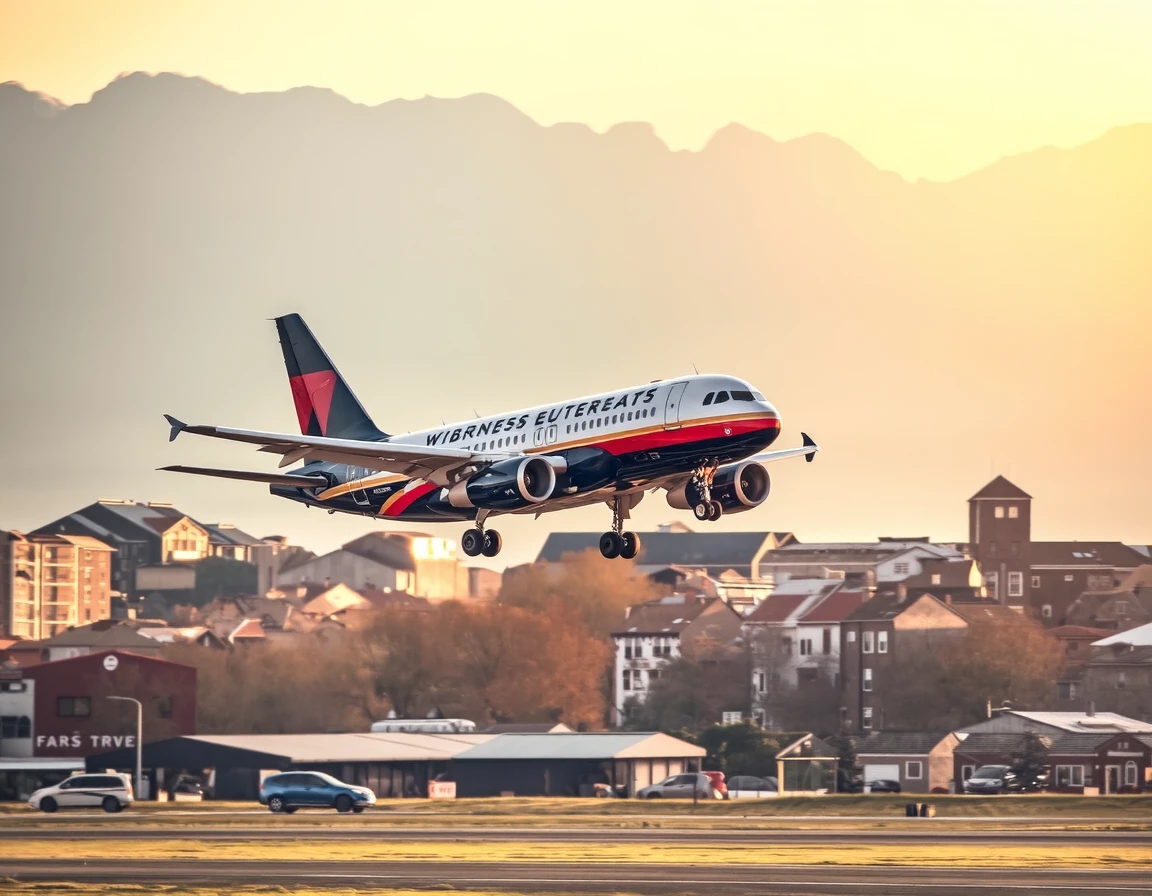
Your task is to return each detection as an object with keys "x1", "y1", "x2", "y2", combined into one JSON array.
[{"x1": 259, "y1": 771, "x2": 376, "y2": 814}]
